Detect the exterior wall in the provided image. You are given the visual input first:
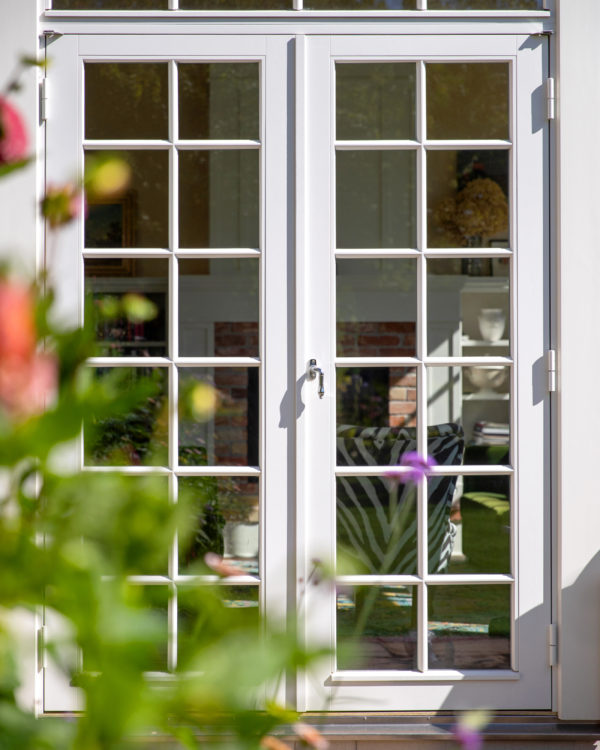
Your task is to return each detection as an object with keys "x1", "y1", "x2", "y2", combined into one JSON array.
[{"x1": 556, "y1": 0, "x2": 600, "y2": 721}]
